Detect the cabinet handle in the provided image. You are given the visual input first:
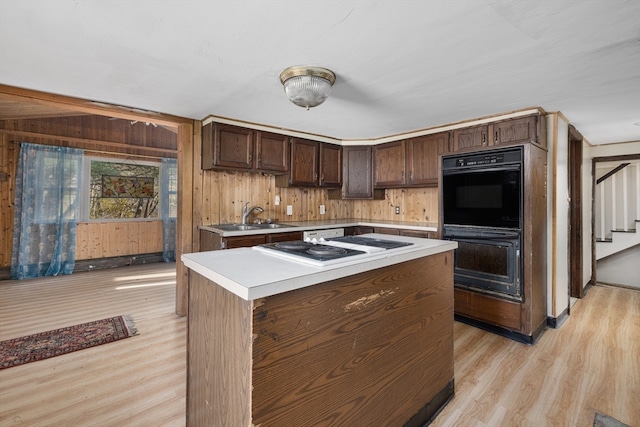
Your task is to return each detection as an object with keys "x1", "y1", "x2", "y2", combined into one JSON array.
[
  {"x1": 482, "y1": 133, "x2": 487, "y2": 145},
  {"x1": 314, "y1": 172, "x2": 318, "y2": 181},
  {"x1": 495, "y1": 131, "x2": 498, "y2": 143},
  {"x1": 249, "y1": 154, "x2": 252, "y2": 162}
]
